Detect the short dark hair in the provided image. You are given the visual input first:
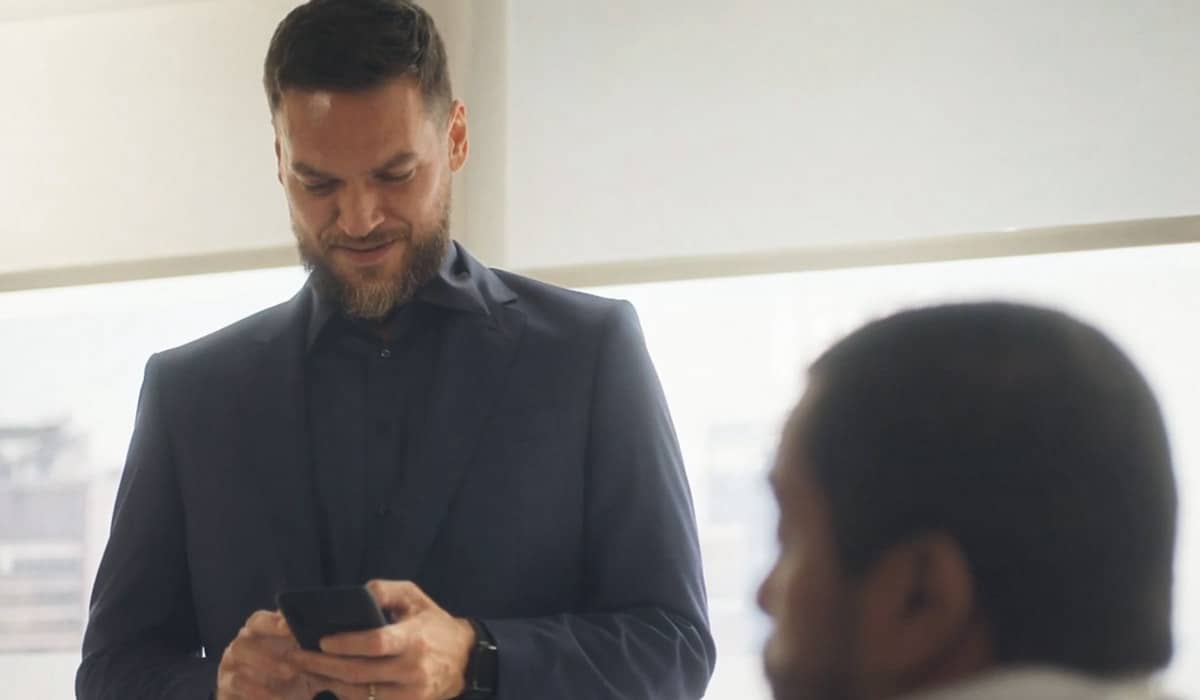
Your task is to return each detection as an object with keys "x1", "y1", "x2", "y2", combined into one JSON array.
[
  {"x1": 263, "y1": 0, "x2": 452, "y2": 117},
  {"x1": 802, "y1": 302, "x2": 1176, "y2": 675}
]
